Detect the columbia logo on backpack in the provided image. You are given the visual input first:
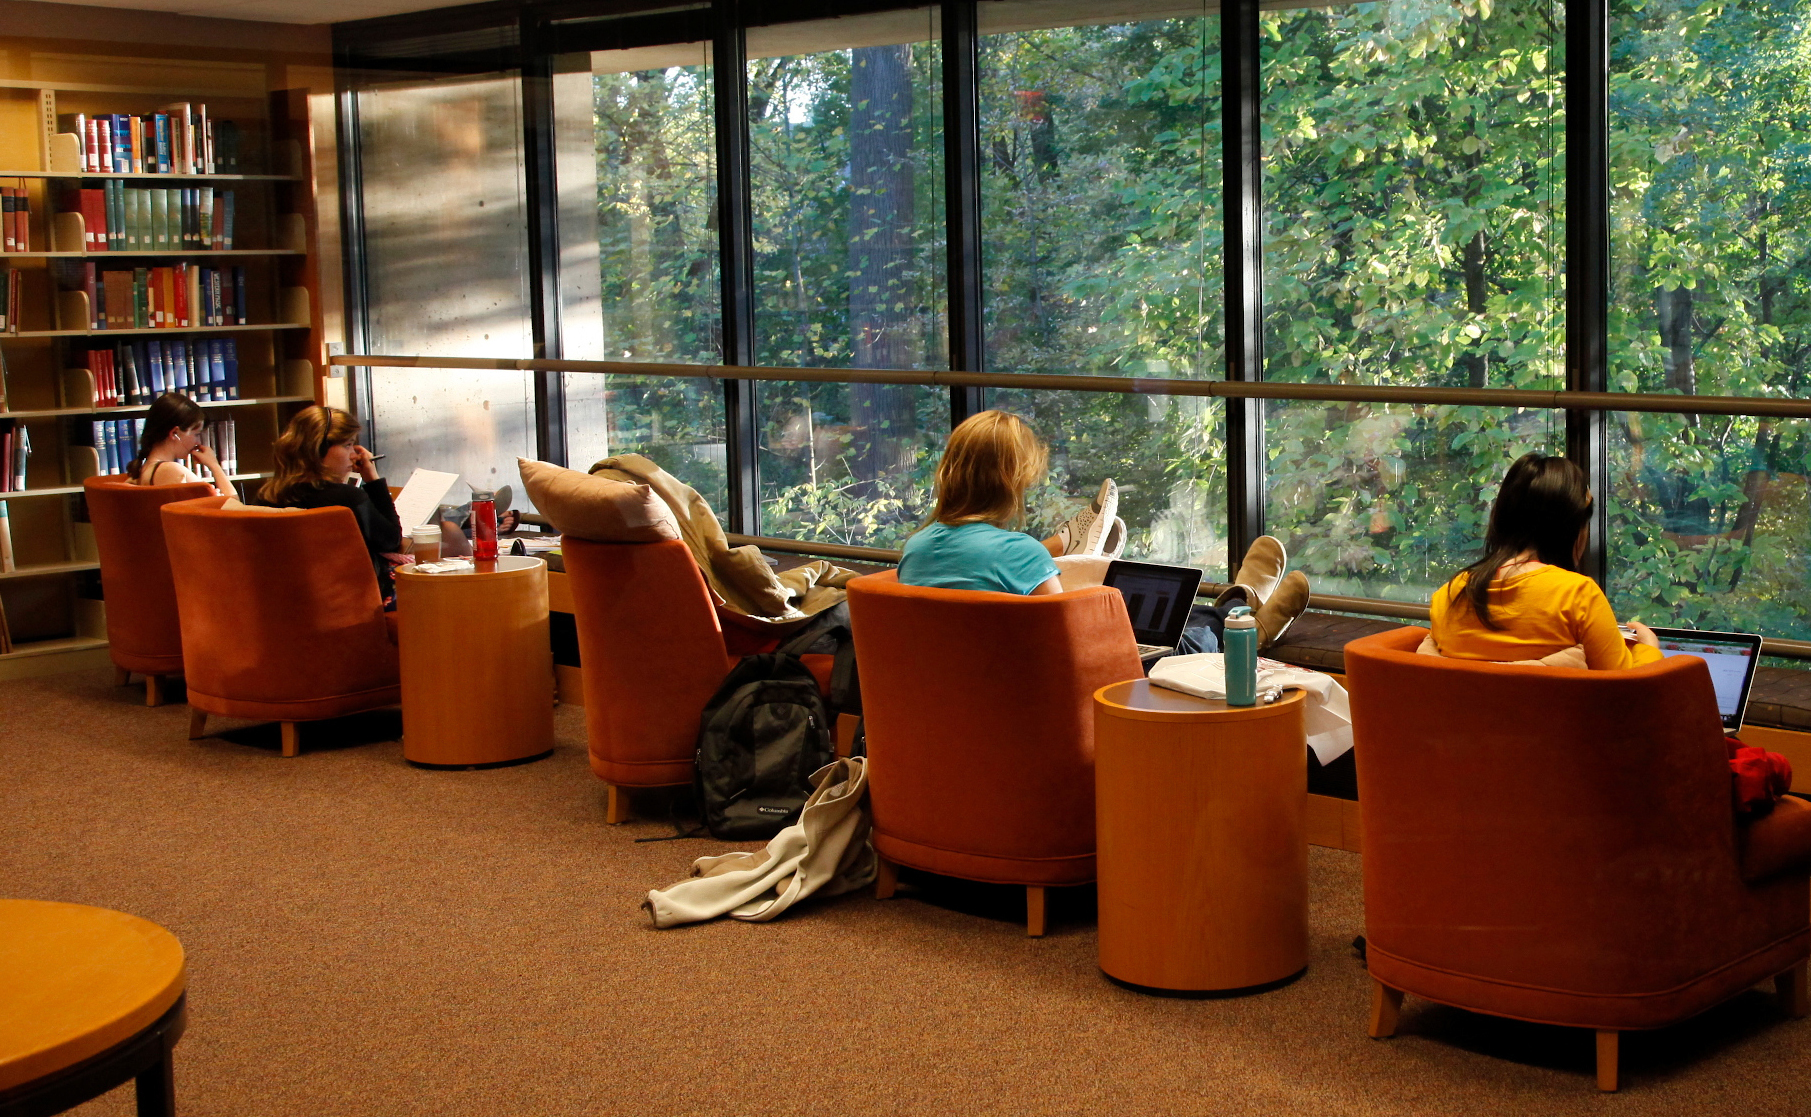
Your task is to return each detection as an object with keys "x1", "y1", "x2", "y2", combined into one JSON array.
[{"x1": 694, "y1": 604, "x2": 860, "y2": 841}]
